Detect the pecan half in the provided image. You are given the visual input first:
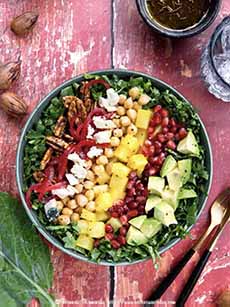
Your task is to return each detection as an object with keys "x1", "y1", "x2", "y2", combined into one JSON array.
[
  {"x1": 46, "y1": 136, "x2": 69, "y2": 151},
  {"x1": 40, "y1": 148, "x2": 53, "y2": 170},
  {"x1": 63, "y1": 133, "x2": 74, "y2": 142},
  {"x1": 53, "y1": 115, "x2": 66, "y2": 137}
]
